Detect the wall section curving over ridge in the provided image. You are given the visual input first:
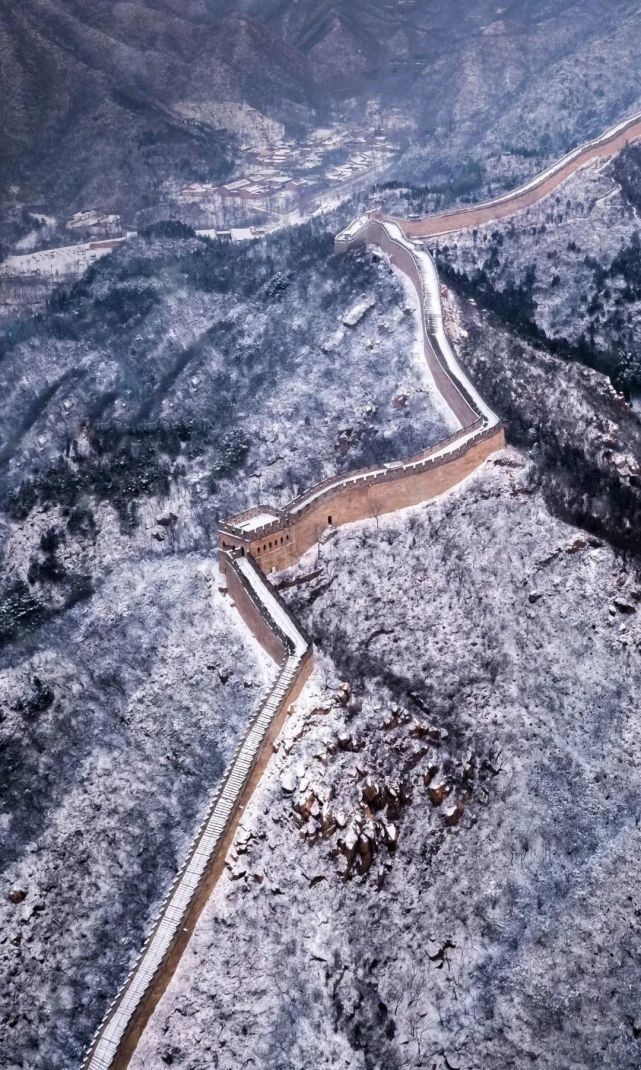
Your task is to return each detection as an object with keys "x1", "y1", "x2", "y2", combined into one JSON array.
[
  {"x1": 219, "y1": 216, "x2": 504, "y2": 573},
  {"x1": 81, "y1": 551, "x2": 312, "y2": 1070},
  {"x1": 385, "y1": 109, "x2": 641, "y2": 239},
  {"x1": 81, "y1": 107, "x2": 641, "y2": 1068}
]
